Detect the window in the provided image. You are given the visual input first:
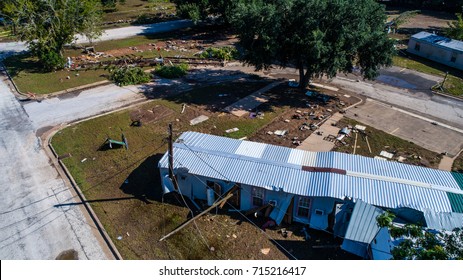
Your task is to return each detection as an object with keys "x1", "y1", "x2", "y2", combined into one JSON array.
[
  {"x1": 297, "y1": 197, "x2": 312, "y2": 217},
  {"x1": 252, "y1": 188, "x2": 264, "y2": 206},
  {"x1": 414, "y1": 42, "x2": 420, "y2": 51},
  {"x1": 451, "y1": 53, "x2": 457, "y2": 63}
]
